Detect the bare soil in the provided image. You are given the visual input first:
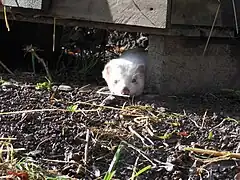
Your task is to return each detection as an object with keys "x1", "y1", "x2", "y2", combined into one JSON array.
[{"x1": 0, "y1": 72, "x2": 239, "y2": 180}]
